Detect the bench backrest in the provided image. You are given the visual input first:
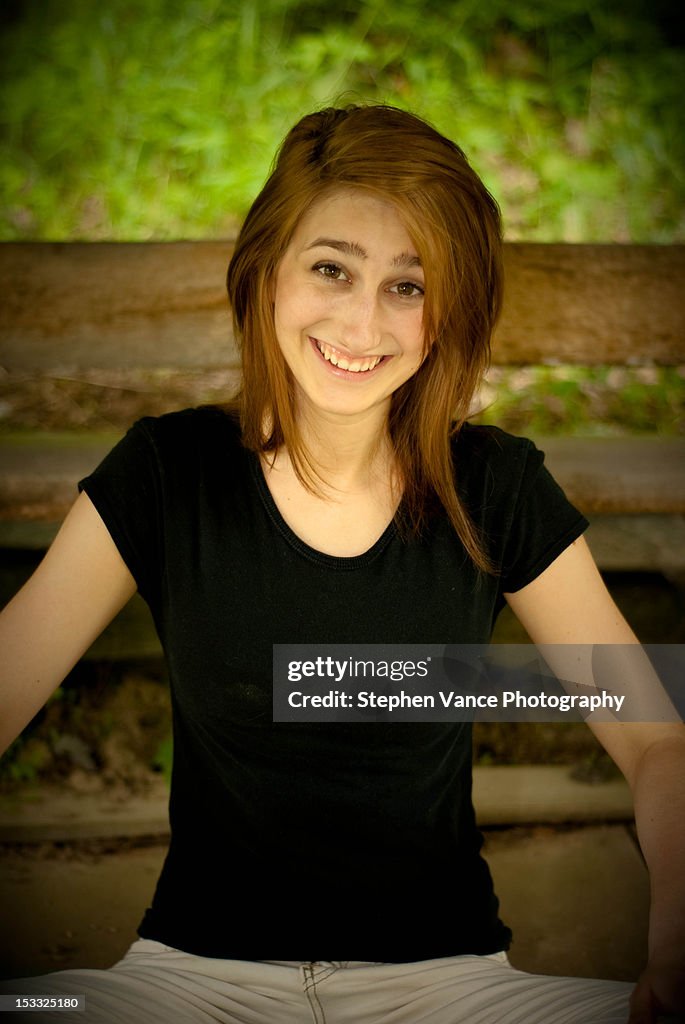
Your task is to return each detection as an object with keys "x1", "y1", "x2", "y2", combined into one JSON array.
[{"x1": 2, "y1": 242, "x2": 684, "y2": 372}]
